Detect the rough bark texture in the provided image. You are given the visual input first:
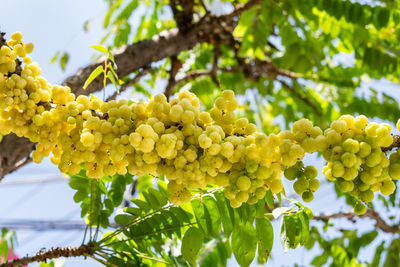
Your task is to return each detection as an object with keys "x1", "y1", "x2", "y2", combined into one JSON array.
[
  {"x1": 62, "y1": 11, "x2": 243, "y2": 96},
  {"x1": 0, "y1": 0, "x2": 260, "y2": 180},
  {"x1": 0, "y1": 134, "x2": 34, "y2": 178},
  {"x1": 0, "y1": 244, "x2": 94, "y2": 267}
]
